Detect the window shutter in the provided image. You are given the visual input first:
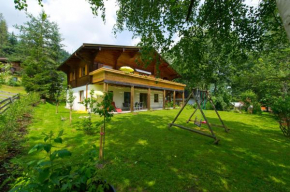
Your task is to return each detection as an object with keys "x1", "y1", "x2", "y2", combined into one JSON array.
[
  {"x1": 79, "y1": 67, "x2": 81, "y2": 78},
  {"x1": 85, "y1": 64, "x2": 88, "y2": 75},
  {"x1": 70, "y1": 72, "x2": 72, "y2": 81}
]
